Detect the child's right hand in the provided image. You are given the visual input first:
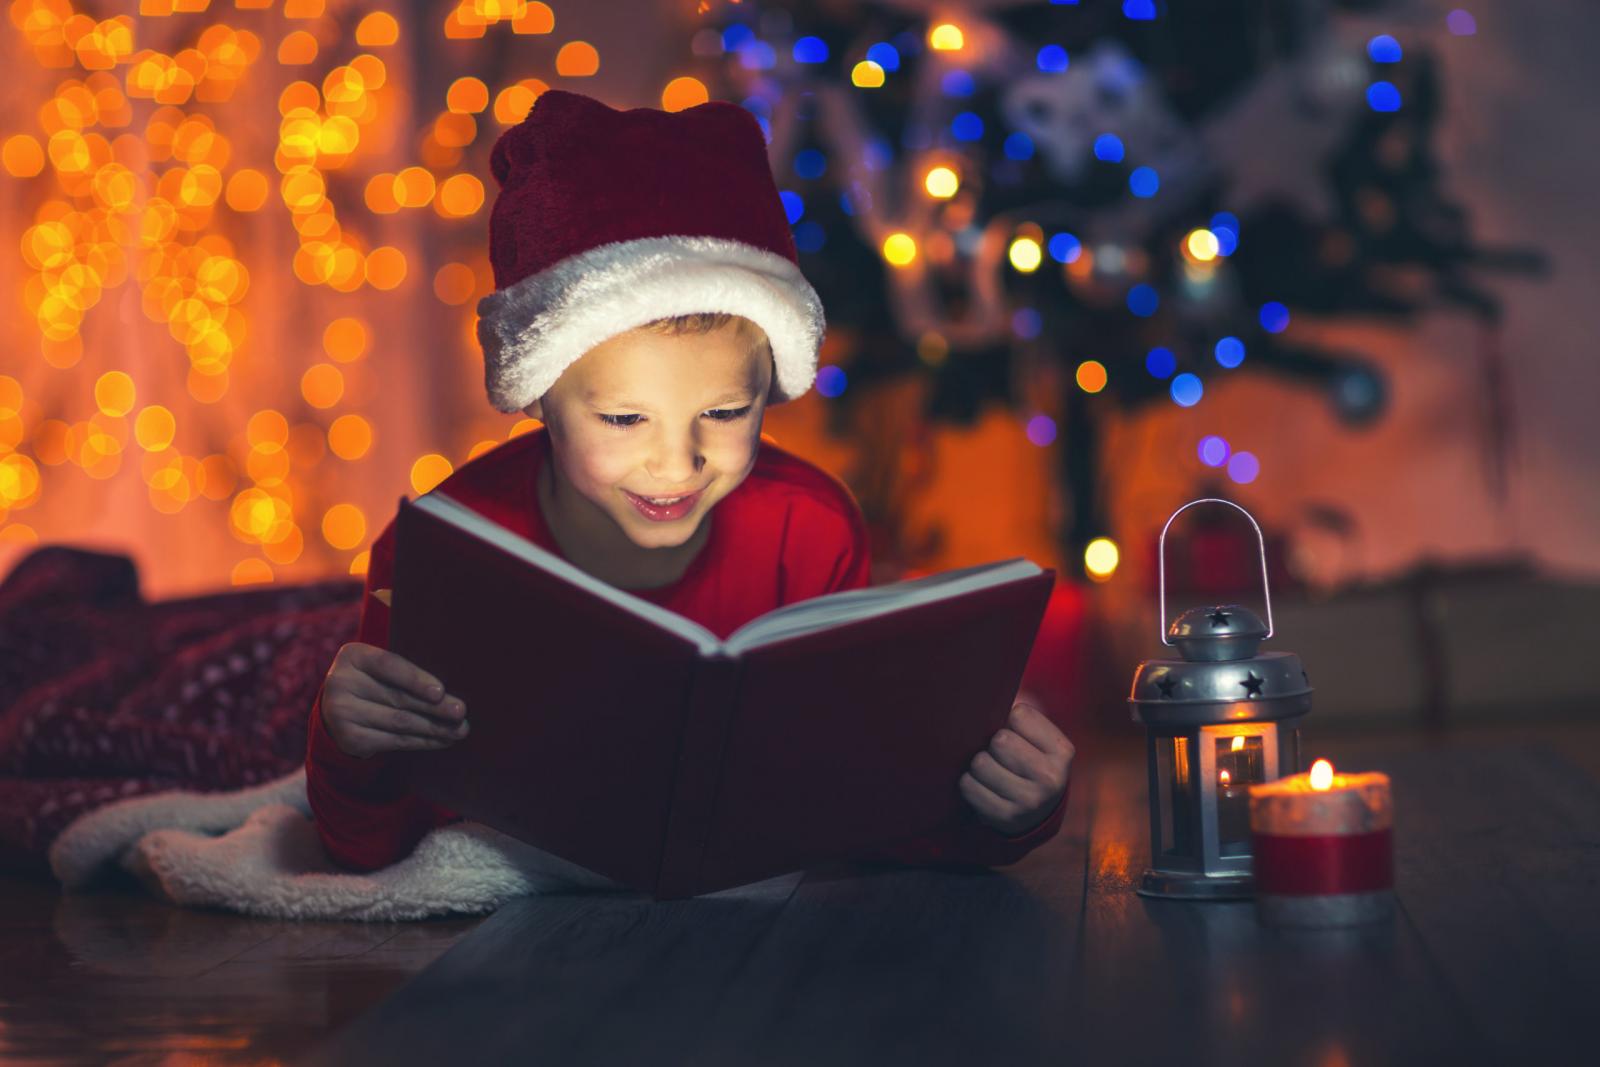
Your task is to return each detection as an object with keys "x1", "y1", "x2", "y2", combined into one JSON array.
[{"x1": 319, "y1": 642, "x2": 470, "y2": 760}]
